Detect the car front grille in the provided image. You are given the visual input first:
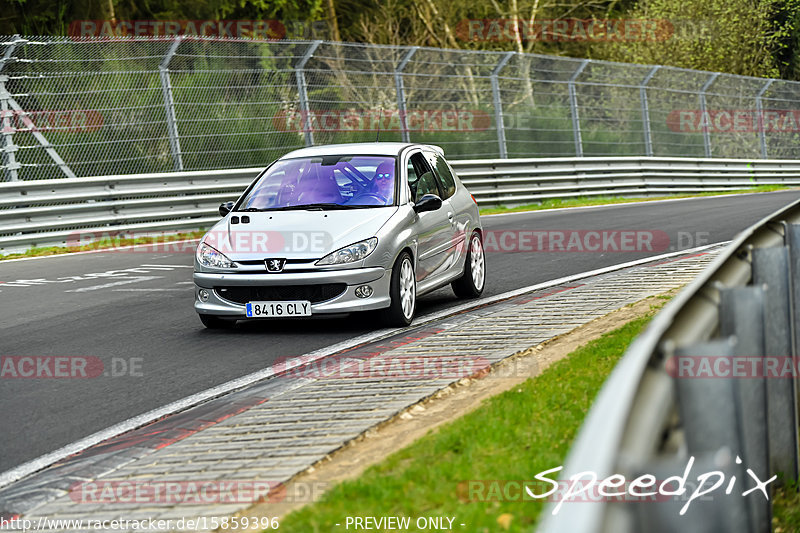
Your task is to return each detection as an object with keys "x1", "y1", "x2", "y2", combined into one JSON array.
[{"x1": 214, "y1": 284, "x2": 347, "y2": 304}]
